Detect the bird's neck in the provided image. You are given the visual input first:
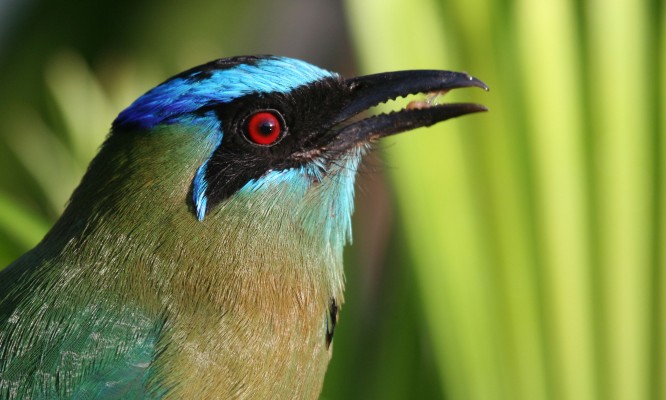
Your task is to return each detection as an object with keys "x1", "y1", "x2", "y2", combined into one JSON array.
[
  {"x1": 45, "y1": 124, "x2": 357, "y2": 310},
  {"x1": 29, "y1": 125, "x2": 361, "y2": 396}
]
